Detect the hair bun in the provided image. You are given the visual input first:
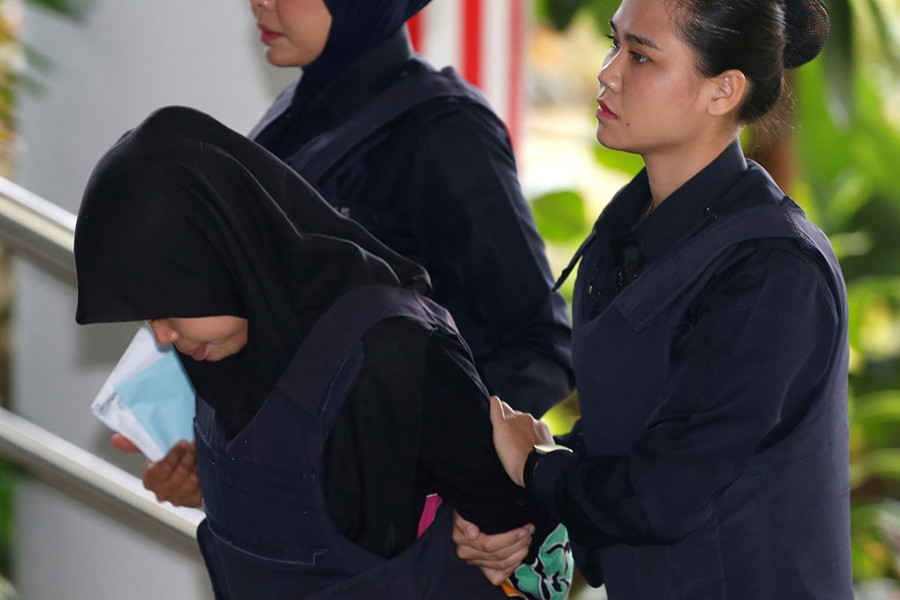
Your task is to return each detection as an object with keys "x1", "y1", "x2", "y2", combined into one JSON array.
[{"x1": 783, "y1": 0, "x2": 831, "y2": 68}]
